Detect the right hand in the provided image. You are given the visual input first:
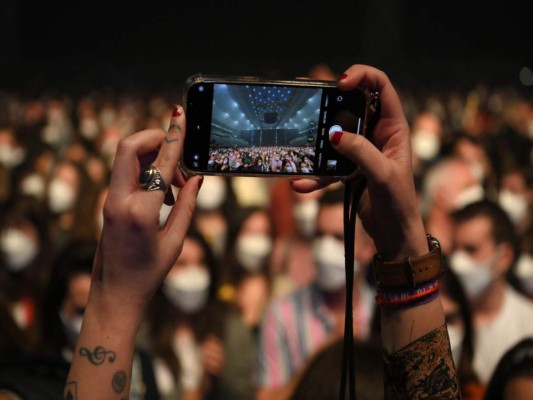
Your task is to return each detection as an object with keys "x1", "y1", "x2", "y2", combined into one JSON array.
[{"x1": 291, "y1": 65, "x2": 428, "y2": 260}]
